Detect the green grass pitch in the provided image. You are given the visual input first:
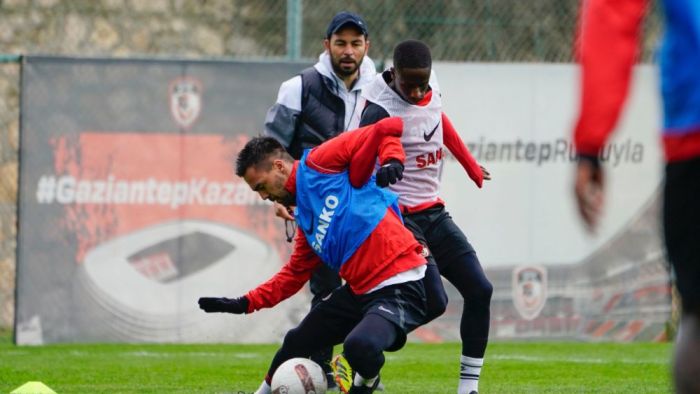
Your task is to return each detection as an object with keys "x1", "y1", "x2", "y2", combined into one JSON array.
[{"x1": 0, "y1": 329, "x2": 672, "y2": 393}]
